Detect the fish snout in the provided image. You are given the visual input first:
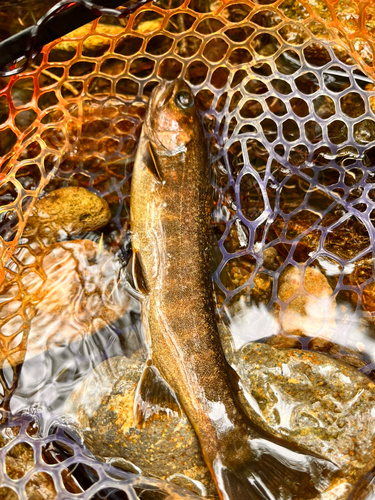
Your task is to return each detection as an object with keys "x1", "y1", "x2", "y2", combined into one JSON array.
[
  {"x1": 150, "y1": 79, "x2": 194, "y2": 111},
  {"x1": 145, "y1": 78, "x2": 199, "y2": 153}
]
